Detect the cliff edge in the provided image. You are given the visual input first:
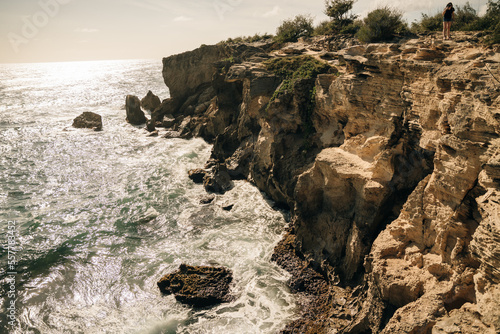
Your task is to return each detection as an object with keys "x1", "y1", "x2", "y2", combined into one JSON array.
[{"x1": 152, "y1": 32, "x2": 500, "y2": 333}]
